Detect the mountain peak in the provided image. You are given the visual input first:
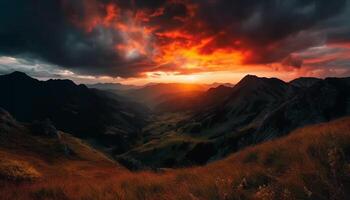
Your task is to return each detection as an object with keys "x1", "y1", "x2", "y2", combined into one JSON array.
[
  {"x1": 238, "y1": 74, "x2": 286, "y2": 85},
  {"x1": 241, "y1": 74, "x2": 259, "y2": 80},
  {"x1": 237, "y1": 74, "x2": 262, "y2": 86},
  {"x1": 1, "y1": 71, "x2": 37, "y2": 83},
  {"x1": 234, "y1": 74, "x2": 287, "y2": 93},
  {"x1": 7, "y1": 71, "x2": 31, "y2": 78}
]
